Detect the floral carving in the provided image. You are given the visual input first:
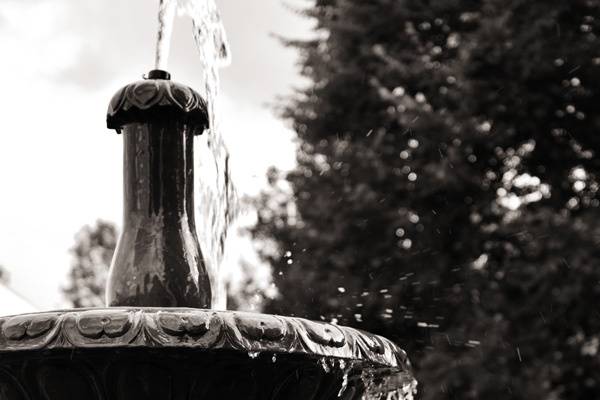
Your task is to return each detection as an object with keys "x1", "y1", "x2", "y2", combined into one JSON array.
[
  {"x1": 76, "y1": 310, "x2": 133, "y2": 339},
  {"x1": 106, "y1": 79, "x2": 208, "y2": 132},
  {"x1": 300, "y1": 320, "x2": 346, "y2": 348},
  {"x1": 235, "y1": 313, "x2": 286, "y2": 342},
  {"x1": 2, "y1": 314, "x2": 56, "y2": 341},
  {"x1": 127, "y1": 80, "x2": 162, "y2": 109},
  {"x1": 0, "y1": 308, "x2": 410, "y2": 372},
  {"x1": 156, "y1": 311, "x2": 212, "y2": 337}
]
